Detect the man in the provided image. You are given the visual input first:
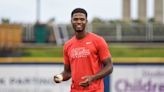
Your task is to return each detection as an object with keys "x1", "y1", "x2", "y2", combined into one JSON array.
[{"x1": 54, "y1": 8, "x2": 113, "y2": 92}]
